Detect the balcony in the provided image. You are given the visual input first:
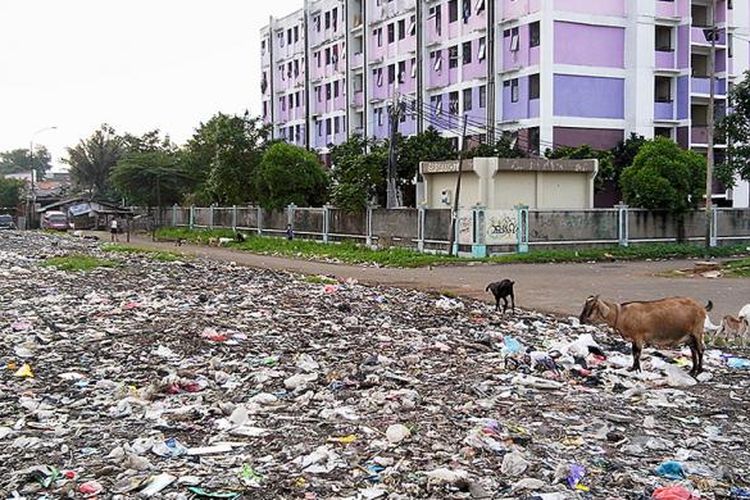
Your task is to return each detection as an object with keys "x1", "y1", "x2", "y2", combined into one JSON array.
[
  {"x1": 655, "y1": 51, "x2": 675, "y2": 70},
  {"x1": 691, "y1": 27, "x2": 726, "y2": 46},
  {"x1": 691, "y1": 77, "x2": 727, "y2": 96},
  {"x1": 691, "y1": 126, "x2": 727, "y2": 147},
  {"x1": 654, "y1": 101, "x2": 674, "y2": 120}
]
